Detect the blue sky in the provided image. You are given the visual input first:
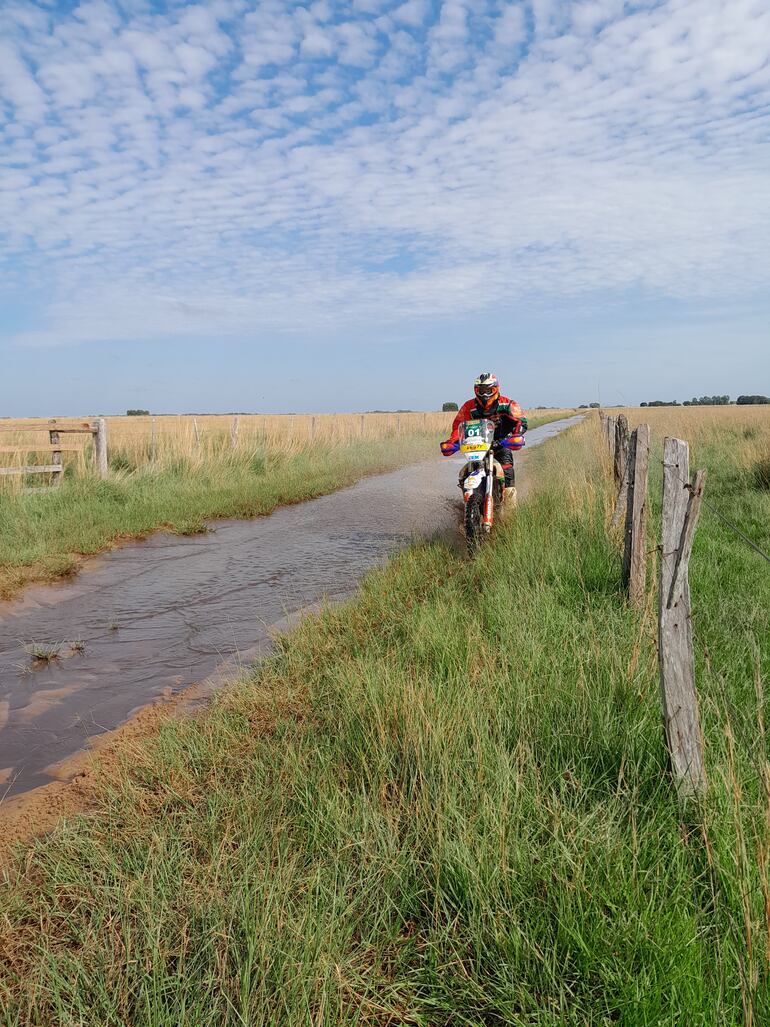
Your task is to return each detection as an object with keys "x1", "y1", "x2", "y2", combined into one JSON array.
[{"x1": 1, "y1": 0, "x2": 769, "y2": 415}]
